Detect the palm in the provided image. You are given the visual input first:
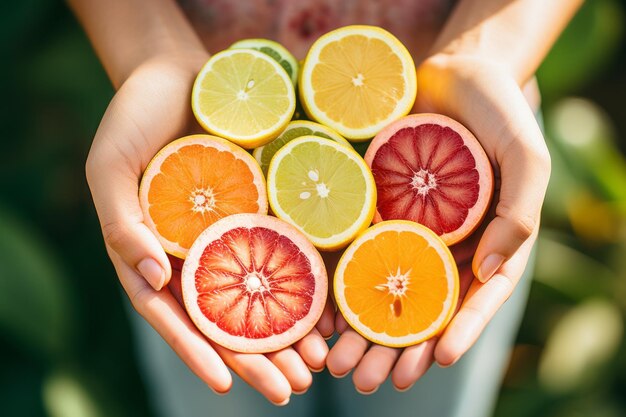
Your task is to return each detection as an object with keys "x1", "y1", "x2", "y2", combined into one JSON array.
[
  {"x1": 327, "y1": 56, "x2": 549, "y2": 392},
  {"x1": 87, "y1": 56, "x2": 332, "y2": 404}
]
